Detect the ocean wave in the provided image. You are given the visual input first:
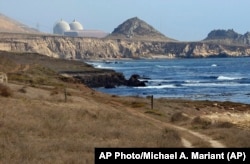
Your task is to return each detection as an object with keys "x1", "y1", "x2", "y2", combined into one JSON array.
[
  {"x1": 95, "y1": 65, "x2": 113, "y2": 69},
  {"x1": 184, "y1": 80, "x2": 200, "y2": 83},
  {"x1": 182, "y1": 82, "x2": 250, "y2": 87},
  {"x1": 89, "y1": 63, "x2": 126, "y2": 70},
  {"x1": 217, "y1": 75, "x2": 243, "y2": 80},
  {"x1": 156, "y1": 65, "x2": 170, "y2": 68},
  {"x1": 145, "y1": 79, "x2": 171, "y2": 82},
  {"x1": 201, "y1": 75, "x2": 244, "y2": 81},
  {"x1": 135, "y1": 84, "x2": 177, "y2": 89},
  {"x1": 156, "y1": 65, "x2": 184, "y2": 68}
]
